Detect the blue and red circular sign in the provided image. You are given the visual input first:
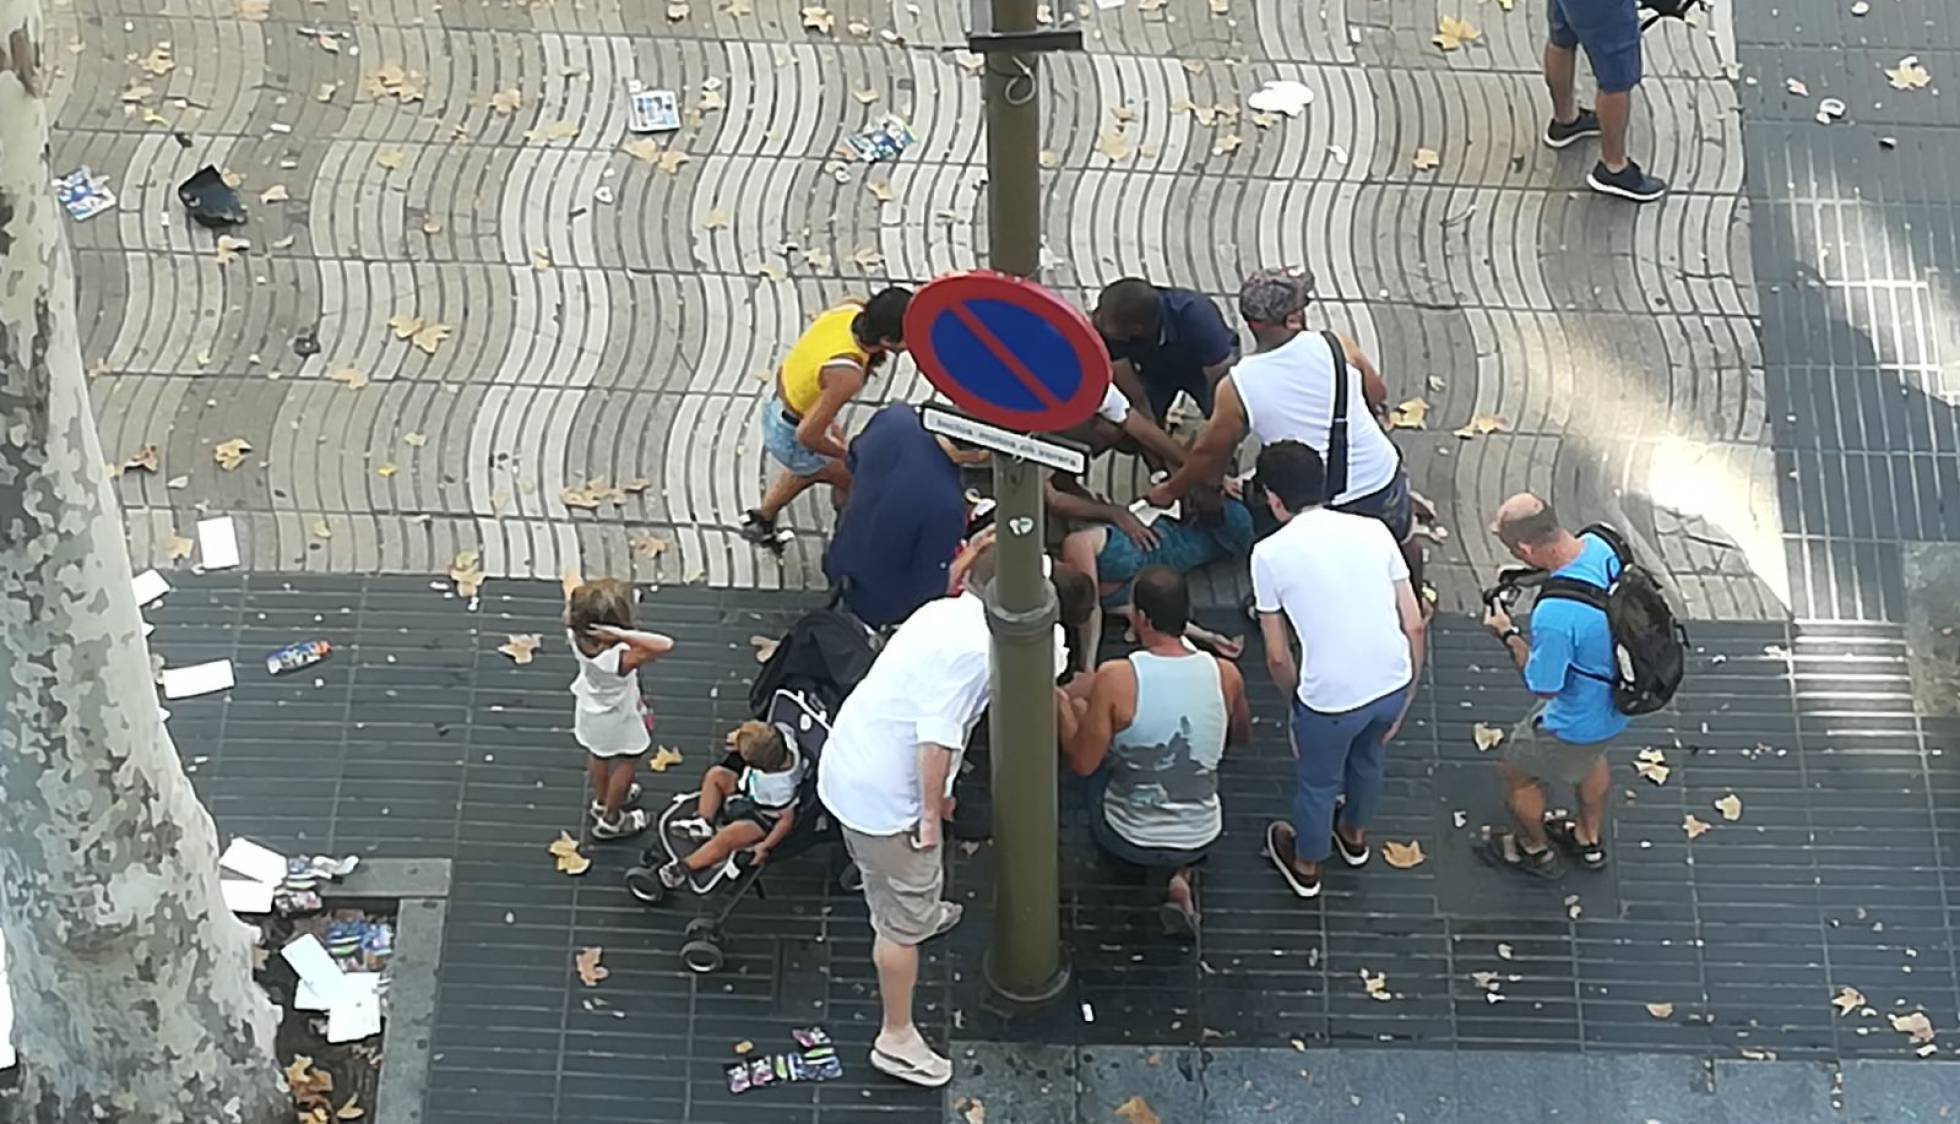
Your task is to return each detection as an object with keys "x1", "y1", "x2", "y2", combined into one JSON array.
[{"x1": 904, "y1": 272, "x2": 1111, "y2": 433}]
